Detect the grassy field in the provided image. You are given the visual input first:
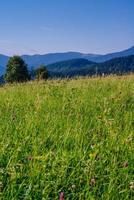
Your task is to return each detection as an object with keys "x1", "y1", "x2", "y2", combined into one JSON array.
[{"x1": 0, "y1": 75, "x2": 134, "y2": 200}]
